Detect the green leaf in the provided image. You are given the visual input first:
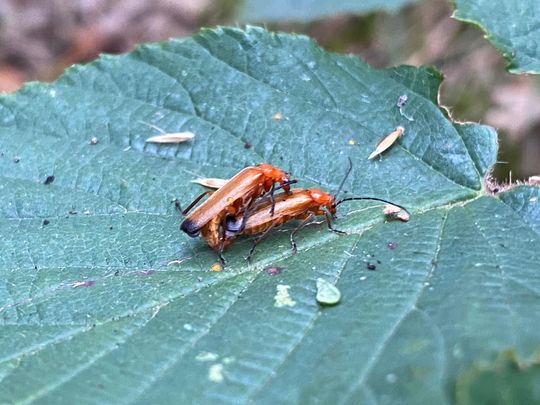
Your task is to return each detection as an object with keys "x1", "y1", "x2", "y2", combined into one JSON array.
[
  {"x1": 0, "y1": 27, "x2": 538, "y2": 404},
  {"x1": 455, "y1": 350, "x2": 540, "y2": 405},
  {"x1": 237, "y1": 0, "x2": 419, "y2": 22},
  {"x1": 452, "y1": 0, "x2": 540, "y2": 74}
]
